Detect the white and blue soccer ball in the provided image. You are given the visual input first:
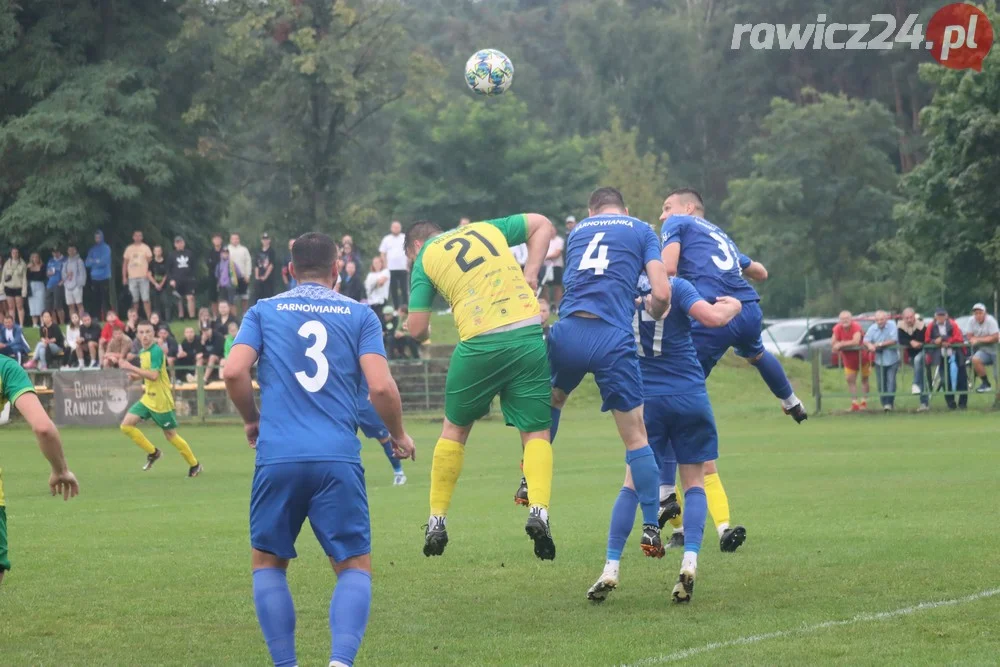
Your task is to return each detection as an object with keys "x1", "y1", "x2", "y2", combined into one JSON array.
[{"x1": 464, "y1": 49, "x2": 514, "y2": 96}]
